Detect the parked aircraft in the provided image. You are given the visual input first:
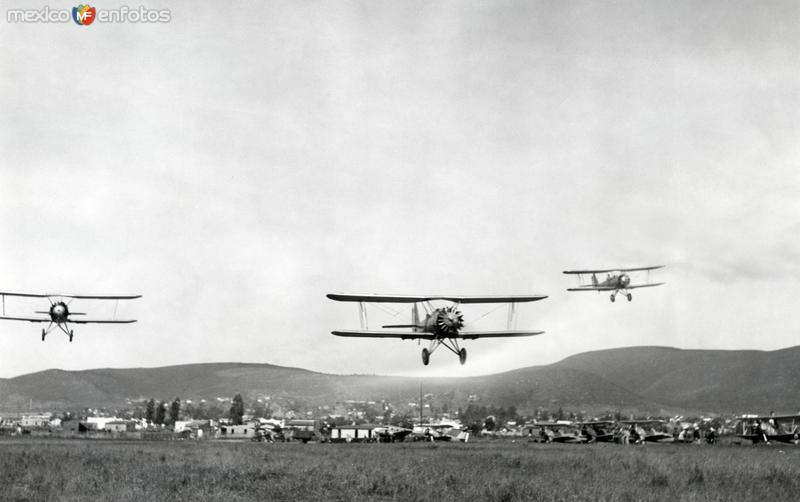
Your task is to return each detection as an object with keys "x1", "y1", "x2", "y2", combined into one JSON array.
[
  {"x1": 577, "y1": 420, "x2": 616, "y2": 443},
  {"x1": 563, "y1": 266, "x2": 665, "y2": 302},
  {"x1": 737, "y1": 414, "x2": 800, "y2": 444},
  {"x1": 327, "y1": 293, "x2": 547, "y2": 365},
  {"x1": 373, "y1": 425, "x2": 413, "y2": 442},
  {"x1": 620, "y1": 420, "x2": 674, "y2": 443},
  {"x1": 410, "y1": 423, "x2": 467, "y2": 442},
  {"x1": 526, "y1": 422, "x2": 587, "y2": 443},
  {"x1": 0, "y1": 291, "x2": 141, "y2": 341}
]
